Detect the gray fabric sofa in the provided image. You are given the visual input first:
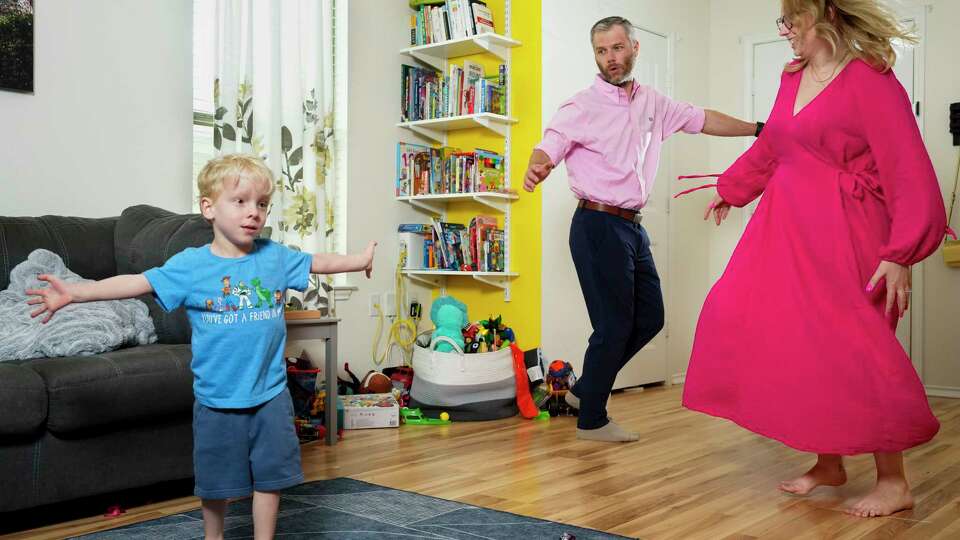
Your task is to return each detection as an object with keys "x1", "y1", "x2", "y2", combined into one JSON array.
[{"x1": 0, "y1": 205, "x2": 212, "y2": 513}]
